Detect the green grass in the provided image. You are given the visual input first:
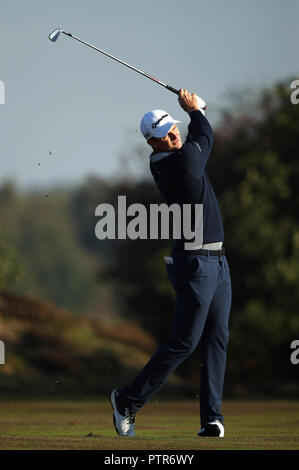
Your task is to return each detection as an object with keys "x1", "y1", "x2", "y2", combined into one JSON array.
[{"x1": 0, "y1": 400, "x2": 298, "y2": 450}]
